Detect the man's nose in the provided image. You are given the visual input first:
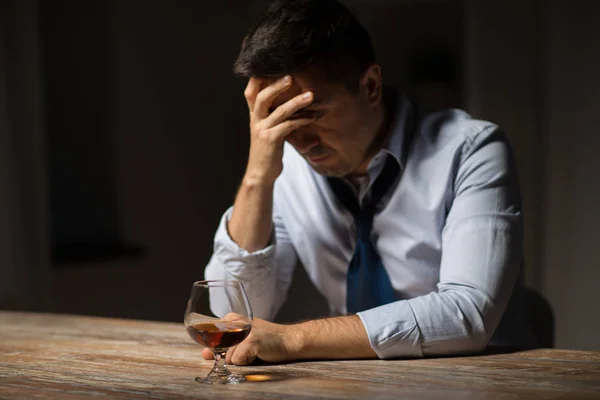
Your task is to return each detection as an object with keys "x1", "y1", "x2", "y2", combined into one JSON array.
[{"x1": 287, "y1": 130, "x2": 320, "y2": 154}]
